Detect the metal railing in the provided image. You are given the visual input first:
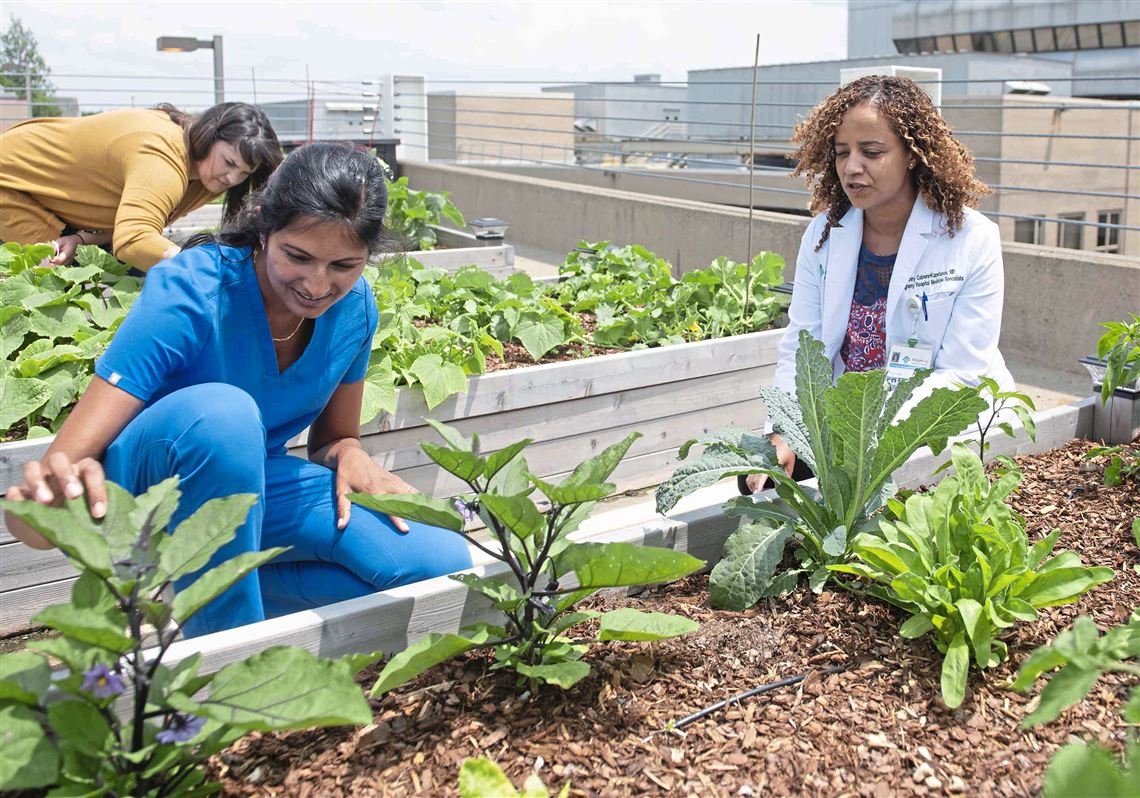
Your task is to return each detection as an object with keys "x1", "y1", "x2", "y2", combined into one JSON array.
[{"x1": 2, "y1": 70, "x2": 1138, "y2": 249}]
